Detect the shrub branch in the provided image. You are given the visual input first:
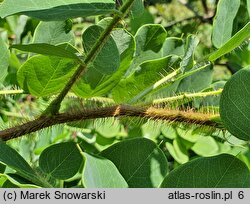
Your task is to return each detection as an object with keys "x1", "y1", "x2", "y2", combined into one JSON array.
[{"x1": 0, "y1": 105, "x2": 223, "y2": 141}]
